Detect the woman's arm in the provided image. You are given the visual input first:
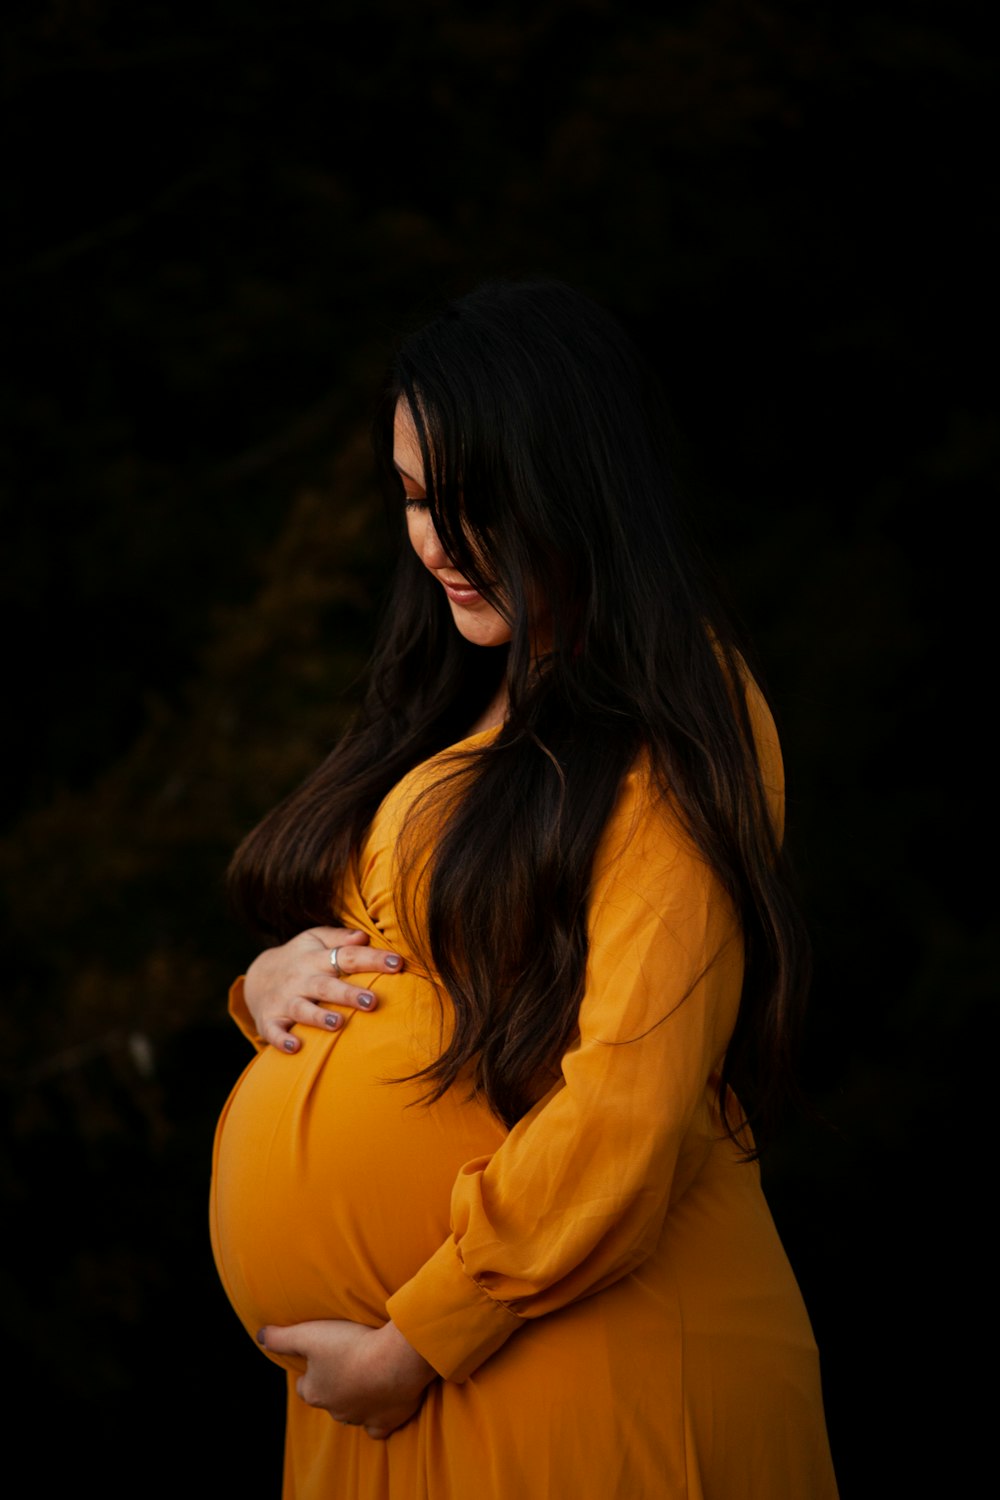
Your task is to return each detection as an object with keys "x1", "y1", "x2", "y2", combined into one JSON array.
[
  {"x1": 385, "y1": 763, "x2": 748, "y2": 1381},
  {"x1": 230, "y1": 926, "x2": 405, "y2": 1053},
  {"x1": 252, "y1": 771, "x2": 736, "y2": 1427},
  {"x1": 259, "y1": 689, "x2": 782, "y2": 1417}
]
